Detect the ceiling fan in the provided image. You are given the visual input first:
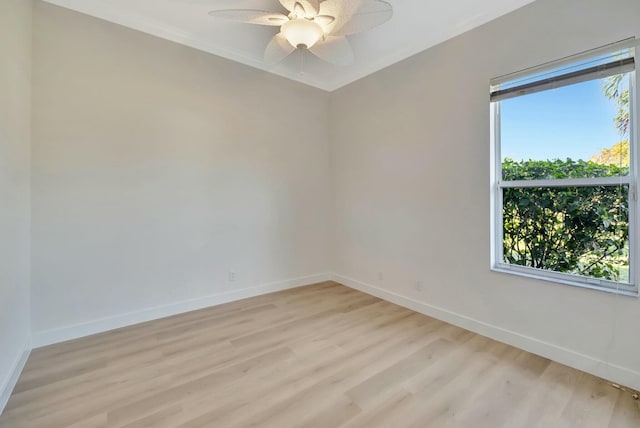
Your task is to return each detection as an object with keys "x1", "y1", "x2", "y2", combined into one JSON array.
[{"x1": 209, "y1": 0, "x2": 393, "y2": 66}]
